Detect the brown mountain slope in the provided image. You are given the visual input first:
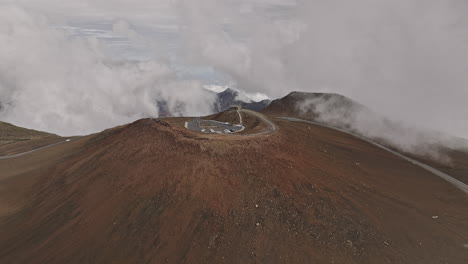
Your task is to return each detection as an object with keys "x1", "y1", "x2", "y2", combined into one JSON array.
[
  {"x1": 206, "y1": 108, "x2": 241, "y2": 124},
  {"x1": 262, "y1": 91, "x2": 362, "y2": 118},
  {"x1": 0, "y1": 117, "x2": 467, "y2": 264},
  {"x1": 0, "y1": 121, "x2": 61, "y2": 156},
  {"x1": 0, "y1": 121, "x2": 58, "y2": 144},
  {"x1": 262, "y1": 91, "x2": 468, "y2": 185}
]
